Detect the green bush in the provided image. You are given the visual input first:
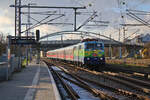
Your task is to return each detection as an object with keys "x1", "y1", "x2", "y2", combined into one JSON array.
[{"x1": 22, "y1": 59, "x2": 28, "y2": 68}]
